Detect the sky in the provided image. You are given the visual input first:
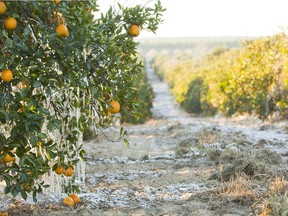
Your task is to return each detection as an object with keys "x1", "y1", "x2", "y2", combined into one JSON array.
[{"x1": 97, "y1": 0, "x2": 288, "y2": 38}]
